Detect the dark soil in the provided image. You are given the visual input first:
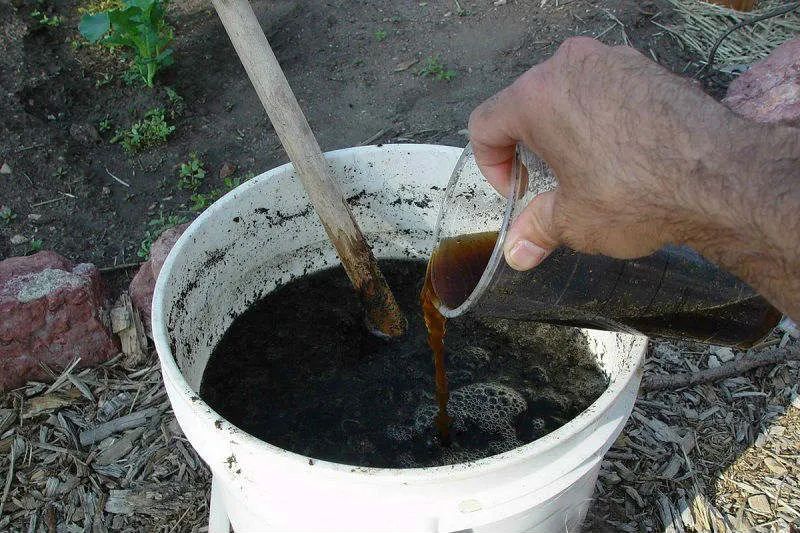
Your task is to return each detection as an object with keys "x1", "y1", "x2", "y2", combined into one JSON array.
[
  {"x1": 0, "y1": 0, "x2": 704, "y2": 282},
  {"x1": 200, "y1": 259, "x2": 608, "y2": 468}
]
